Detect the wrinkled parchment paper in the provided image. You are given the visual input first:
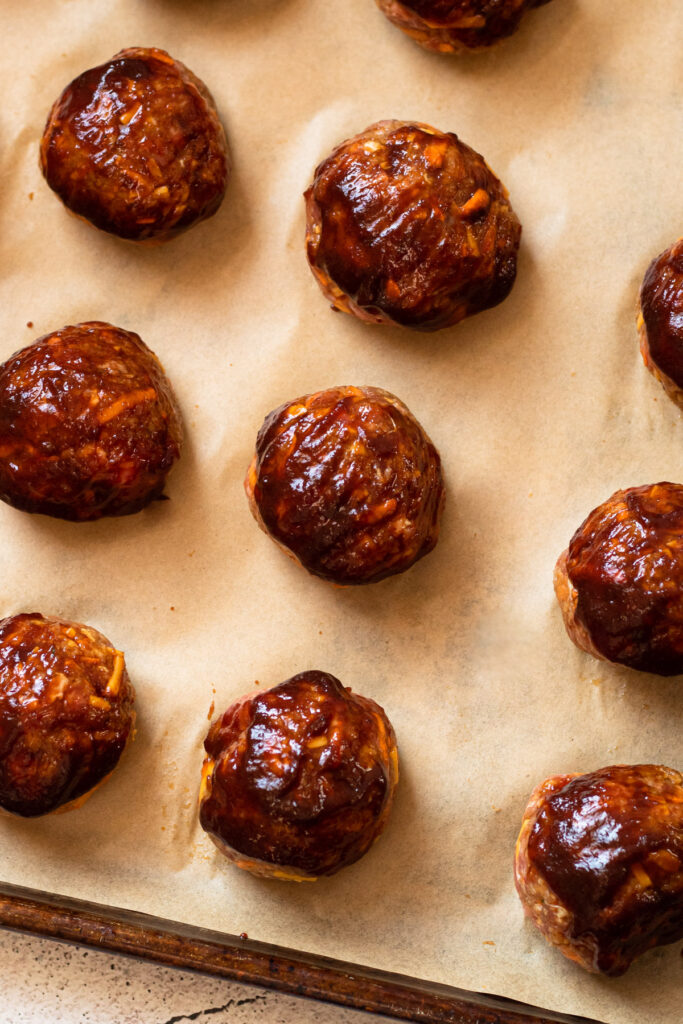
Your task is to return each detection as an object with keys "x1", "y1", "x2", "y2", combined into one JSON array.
[{"x1": 1, "y1": 2, "x2": 682, "y2": 1020}]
